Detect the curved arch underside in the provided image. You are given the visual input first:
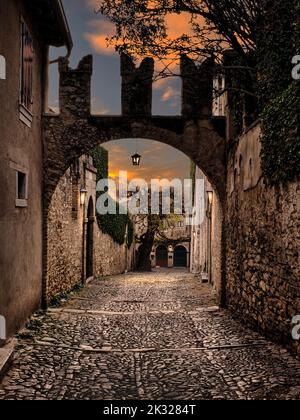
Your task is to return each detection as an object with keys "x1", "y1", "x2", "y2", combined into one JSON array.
[{"x1": 43, "y1": 115, "x2": 226, "y2": 207}]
